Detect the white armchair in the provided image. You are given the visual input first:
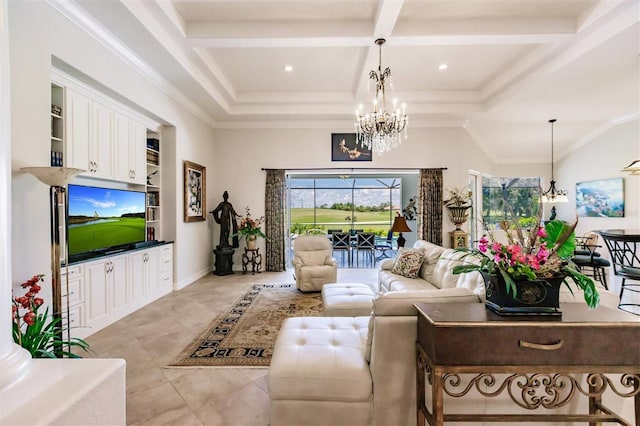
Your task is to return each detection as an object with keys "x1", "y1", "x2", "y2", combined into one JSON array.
[{"x1": 292, "y1": 235, "x2": 337, "y2": 292}]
